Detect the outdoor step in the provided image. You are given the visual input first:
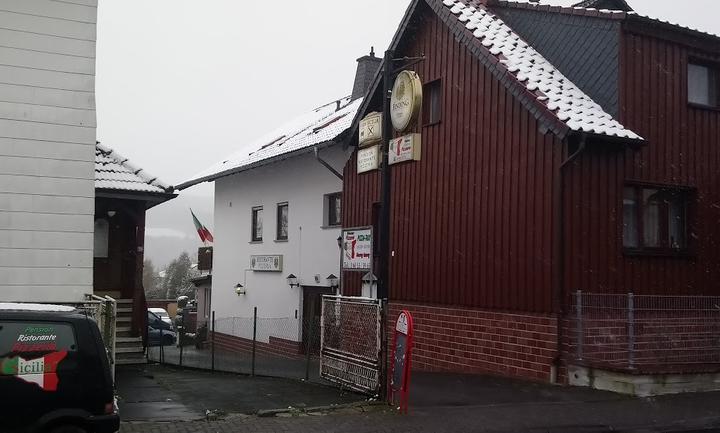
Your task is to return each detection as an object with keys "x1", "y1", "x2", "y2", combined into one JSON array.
[
  {"x1": 117, "y1": 336, "x2": 143, "y2": 344},
  {"x1": 115, "y1": 346, "x2": 144, "y2": 354},
  {"x1": 116, "y1": 316, "x2": 131, "y2": 322},
  {"x1": 115, "y1": 355, "x2": 147, "y2": 365},
  {"x1": 116, "y1": 308, "x2": 133, "y2": 314}
]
